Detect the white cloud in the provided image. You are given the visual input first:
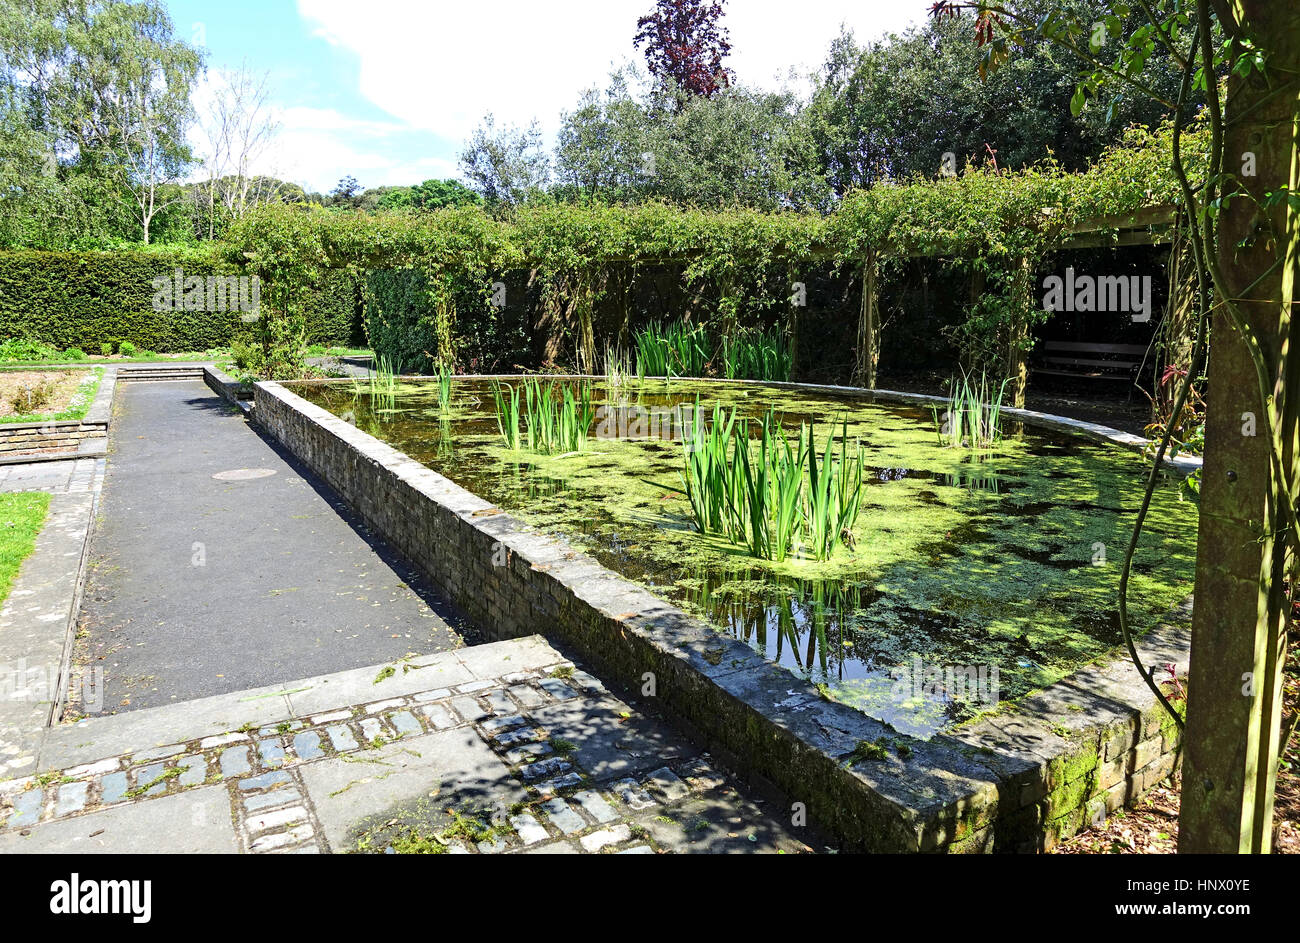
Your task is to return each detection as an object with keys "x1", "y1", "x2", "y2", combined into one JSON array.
[
  {"x1": 262, "y1": 110, "x2": 459, "y2": 192},
  {"x1": 296, "y1": 0, "x2": 936, "y2": 142},
  {"x1": 192, "y1": 1, "x2": 938, "y2": 192},
  {"x1": 189, "y1": 70, "x2": 455, "y2": 192},
  {"x1": 728, "y1": 3, "x2": 930, "y2": 87}
]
